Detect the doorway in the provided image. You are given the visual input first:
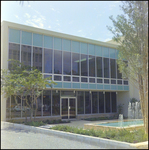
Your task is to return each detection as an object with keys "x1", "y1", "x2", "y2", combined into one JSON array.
[{"x1": 61, "y1": 97, "x2": 76, "y2": 119}]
